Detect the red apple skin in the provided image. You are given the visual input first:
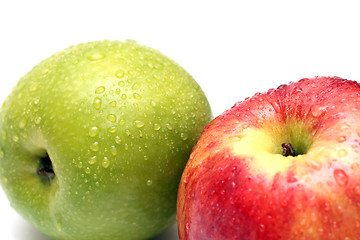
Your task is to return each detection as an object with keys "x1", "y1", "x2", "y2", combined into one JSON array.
[{"x1": 177, "y1": 77, "x2": 360, "y2": 240}]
